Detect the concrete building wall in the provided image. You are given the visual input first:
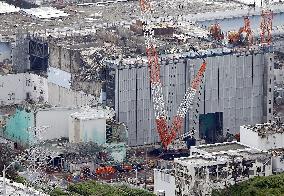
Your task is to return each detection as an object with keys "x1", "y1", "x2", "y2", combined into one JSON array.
[
  {"x1": 3, "y1": 108, "x2": 34, "y2": 146},
  {"x1": 69, "y1": 117, "x2": 106, "y2": 144},
  {"x1": 114, "y1": 51, "x2": 273, "y2": 146},
  {"x1": 36, "y1": 108, "x2": 78, "y2": 140},
  {"x1": 240, "y1": 126, "x2": 260, "y2": 149},
  {"x1": 154, "y1": 169, "x2": 175, "y2": 196},
  {"x1": 48, "y1": 83, "x2": 96, "y2": 108},
  {"x1": 0, "y1": 73, "x2": 95, "y2": 107},
  {"x1": 0, "y1": 42, "x2": 12, "y2": 70},
  {"x1": 240, "y1": 123, "x2": 284, "y2": 173},
  {"x1": 240, "y1": 125, "x2": 284, "y2": 150},
  {"x1": 271, "y1": 155, "x2": 284, "y2": 173},
  {"x1": 190, "y1": 52, "x2": 273, "y2": 136},
  {"x1": 275, "y1": 68, "x2": 284, "y2": 86},
  {"x1": 48, "y1": 44, "x2": 78, "y2": 73},
  {"x1": 1, "y1": 107, "x2": 78, "y2": 146},
  {"x1": 48, "y1": 67, "x2": 71, "y2": 89},
  {"x1": 0, "y1": 73, "x2": 48, "y2": 106},
  {"x1": 12, "y1": 35, "x2": 30, "y2": 73},
  {"x1": 48, "y1": 43, "x2": 102, "y2": 97},
  {"x1": 263, "y1": 53, "x2": 274, "y2": 123}
]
